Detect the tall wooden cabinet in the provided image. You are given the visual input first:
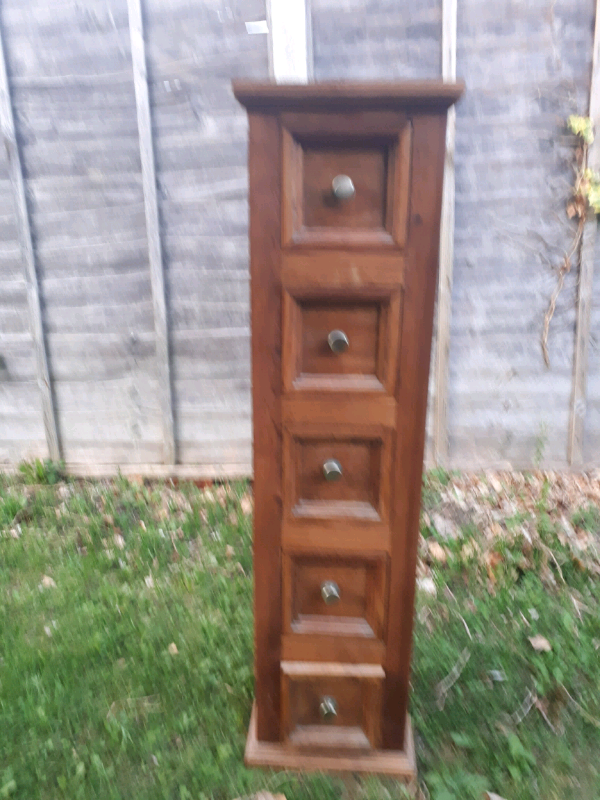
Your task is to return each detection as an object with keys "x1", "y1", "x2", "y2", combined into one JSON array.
[{"x1": 233, "y1": 81, "x2": 464, "y2": 778}]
